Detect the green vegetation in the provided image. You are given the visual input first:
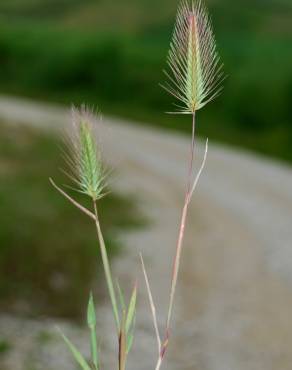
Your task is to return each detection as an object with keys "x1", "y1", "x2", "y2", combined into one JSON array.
[
  {"x1": 0, "y1": 339, "x2": 11, "y2": 357},
  {"x1": 0, "y1": 122, "x2": 143, "y2": 319},
  {"x1": 0, "y1": 0, "x2": 291, "y2": 161},
  {"x1": 0, "y1": 339, "x2": 11, "y2": 355}
]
